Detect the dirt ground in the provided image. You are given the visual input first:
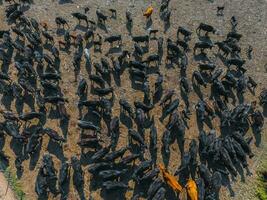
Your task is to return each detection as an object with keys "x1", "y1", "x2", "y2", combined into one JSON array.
[
  {"x1": 0, "y1": 0, "x2": 266, "y2": 200},
  {"x1": 0, "y1": 172, "x2": 16, "y2": 200}
]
